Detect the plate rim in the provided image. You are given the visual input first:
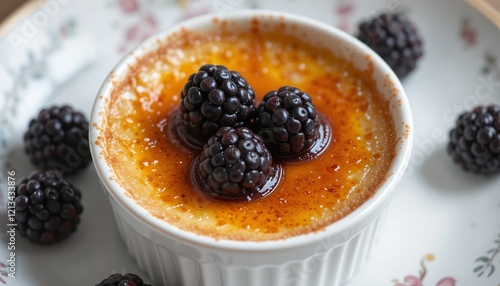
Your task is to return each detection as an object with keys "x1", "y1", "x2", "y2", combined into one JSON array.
[
  {"x1": 0, "y1": 0, "x2": 47, "y2": 38},
  {"x1": 465, "y1": 0, "x2": 500, "y2": 28}
]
